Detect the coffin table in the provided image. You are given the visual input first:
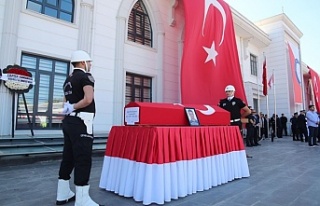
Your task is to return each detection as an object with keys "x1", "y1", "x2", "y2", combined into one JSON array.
[{"x1": 99, "y1": 126, "x2": 250, "y2": 205}]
